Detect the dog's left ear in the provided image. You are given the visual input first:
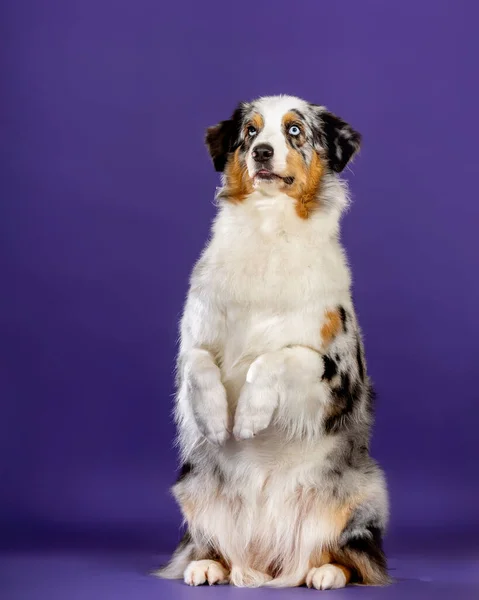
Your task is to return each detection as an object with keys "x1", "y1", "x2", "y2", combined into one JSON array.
[
  {"x1": 205, "y1": 104, "x2": 245, "y2": 172},
  {"x1": 312, "y1": 107, "x2": 362, "y2": 173}
]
